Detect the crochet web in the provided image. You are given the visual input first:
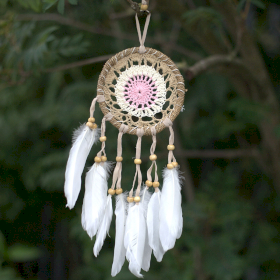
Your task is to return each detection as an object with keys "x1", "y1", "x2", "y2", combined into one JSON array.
[{"x1": 97, "y1": 47, "x2": 185, "y2": 136}]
